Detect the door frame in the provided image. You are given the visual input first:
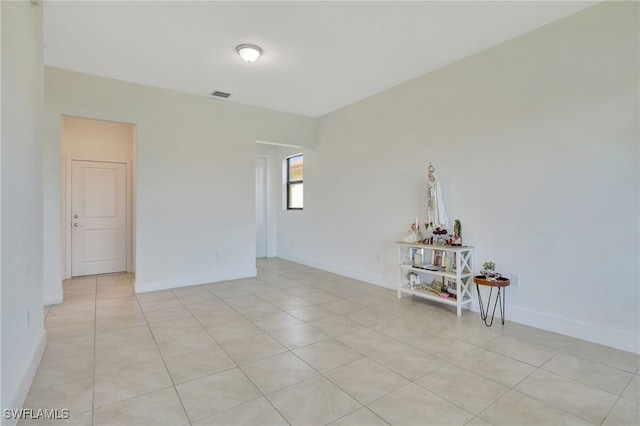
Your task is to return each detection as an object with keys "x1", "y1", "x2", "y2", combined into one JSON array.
[
  {"x1": 64, "y1": 158, "x2": 132, "y2": 279},
  {"x1": 256, "y1": 154, "x2": 274, "y2": 258}
]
